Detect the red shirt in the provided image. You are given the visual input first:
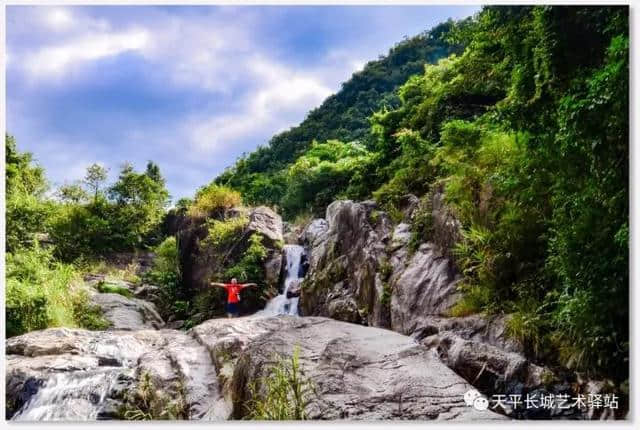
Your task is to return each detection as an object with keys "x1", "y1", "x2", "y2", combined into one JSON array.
[{"x1": 224, "y1": 283, "x2": 244, "y2": 304}]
